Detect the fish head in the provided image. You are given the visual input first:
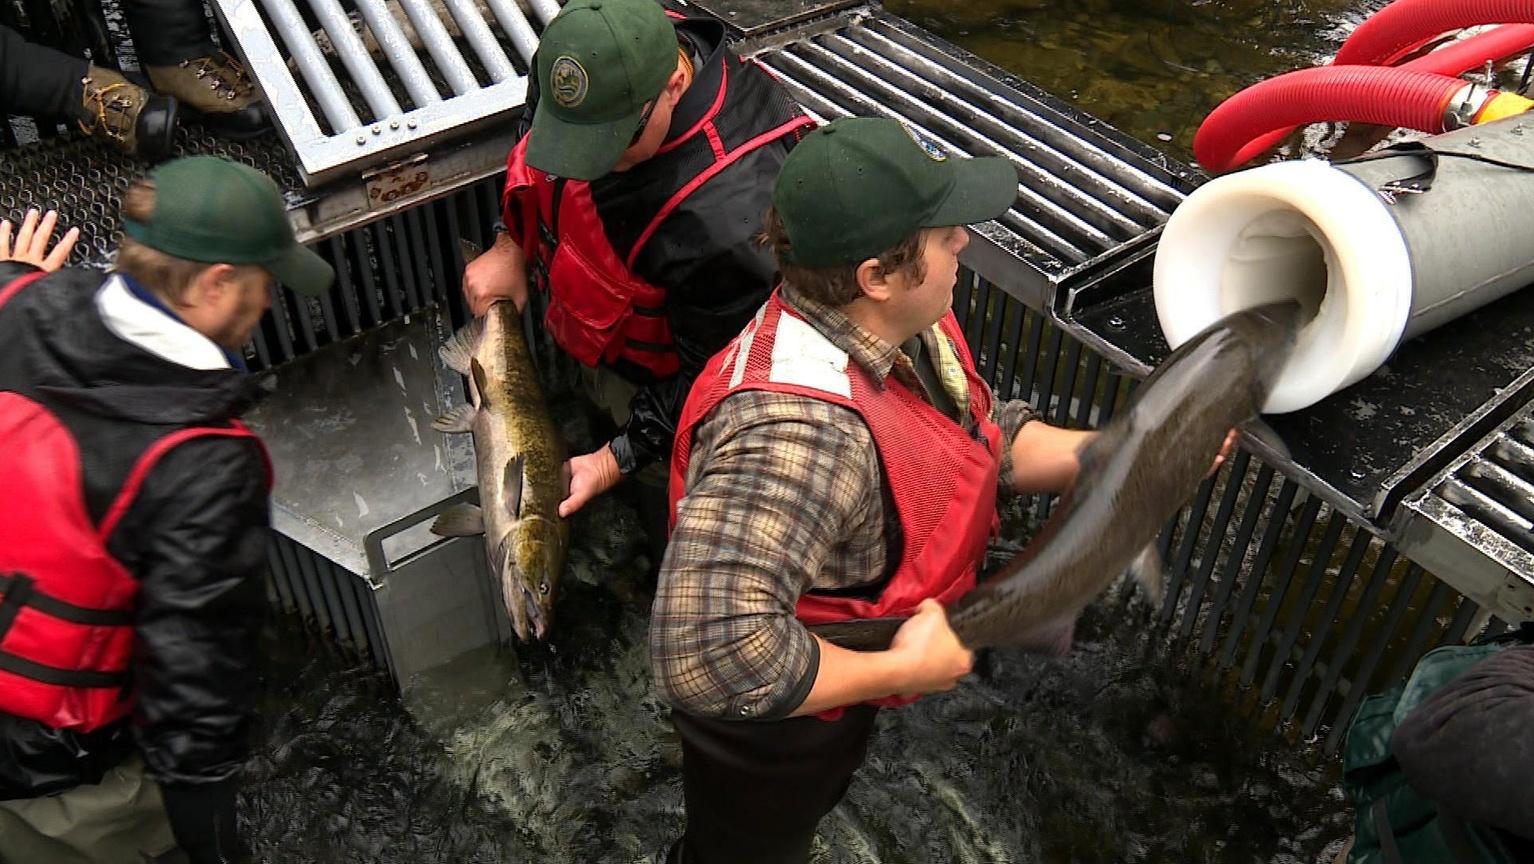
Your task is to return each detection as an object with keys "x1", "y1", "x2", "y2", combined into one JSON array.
[{"x1": 494, "y1": 516, "x2": 567, "y2": 642}]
